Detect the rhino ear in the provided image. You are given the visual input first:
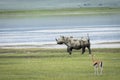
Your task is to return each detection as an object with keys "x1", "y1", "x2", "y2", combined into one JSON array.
[{"x1": 60, "y1": 36, "x2": 64, "y2": 38}]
